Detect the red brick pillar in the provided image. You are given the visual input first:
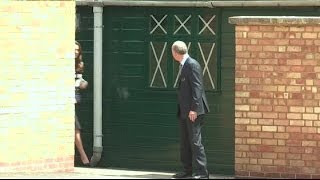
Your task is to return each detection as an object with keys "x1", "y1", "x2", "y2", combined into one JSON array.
[{"x1": 229, "y1": 16, "x2": 320, "y2": 179}]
